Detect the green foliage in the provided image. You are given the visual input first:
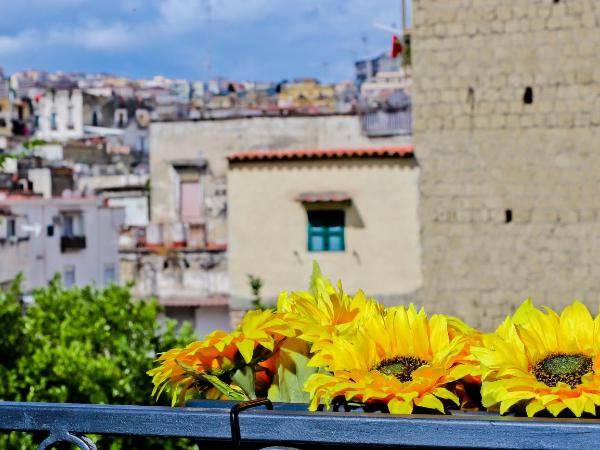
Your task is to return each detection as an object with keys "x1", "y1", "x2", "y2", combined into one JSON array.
[
  {"x1": 247, "y1": 274, "x2": 269, "y2": 310},
  {"x1": 22, "y1": 138, "x2": 48, "y2": 150},
  {"x1": 0, "y1": 152, "x2": 15, "y2": 170},
  {"x1": 0, "y1": 277, "x2": 197, "y2": 450},
  {"x1": 402, "y1": 34, "x2": 411, "y2": 67},
  {"x1": 267, "y1": 338, "x2": 318, "y2": 403}
]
